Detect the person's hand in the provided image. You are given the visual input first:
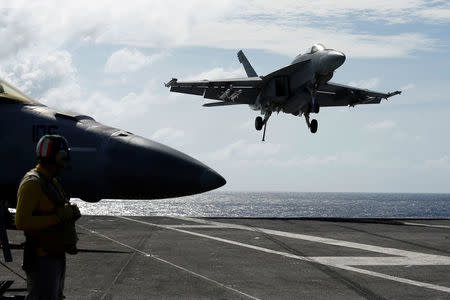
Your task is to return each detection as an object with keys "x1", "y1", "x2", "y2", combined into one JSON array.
[
  {"x1": 56, "y1": 204, "x2": 73, "y2": 222},
  {"x1": 71, "y1": 204, "x2": 81, "y2": 221}
]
